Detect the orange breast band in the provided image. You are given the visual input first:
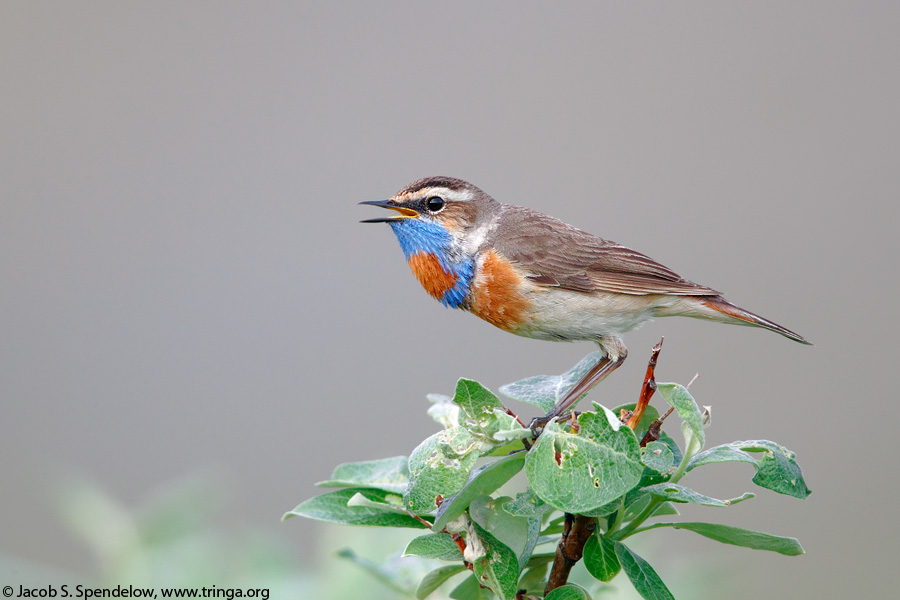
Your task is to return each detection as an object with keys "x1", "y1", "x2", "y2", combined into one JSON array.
[
  {"x1": 469, "y1": 250, "x2": 531, "y2": 331},
  {"x1": 407, "y1": 252, "x2": 459, "y2": 301}
]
